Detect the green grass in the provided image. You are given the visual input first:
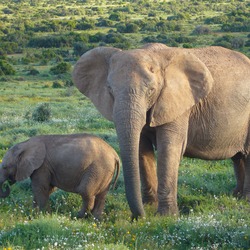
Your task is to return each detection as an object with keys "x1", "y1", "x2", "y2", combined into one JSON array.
[{"x1": 0, "y1": 162, "x2": 250, "y2": 249}]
